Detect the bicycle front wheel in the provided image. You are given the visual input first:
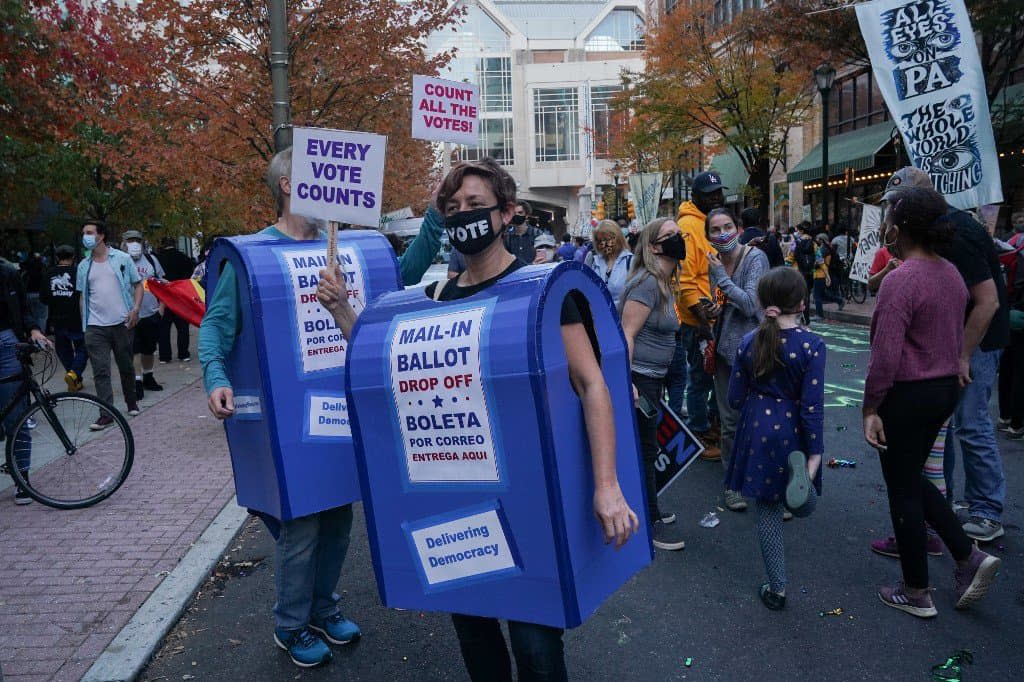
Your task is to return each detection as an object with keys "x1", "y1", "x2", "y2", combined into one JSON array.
[
  {"x1": 6, "y1": 392, "x2": 134, "y2": 509},
  {"x1": 851, "y1": 281, "x2": 867, "y2": 304}
]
